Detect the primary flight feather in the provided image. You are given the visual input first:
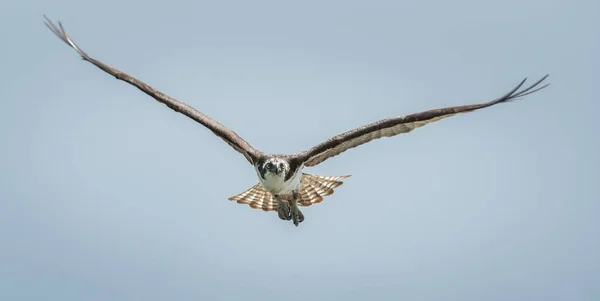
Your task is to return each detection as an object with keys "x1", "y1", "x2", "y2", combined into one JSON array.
[{"x1": 44, "y1": 16, "x2": 550, "y2": 227}]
